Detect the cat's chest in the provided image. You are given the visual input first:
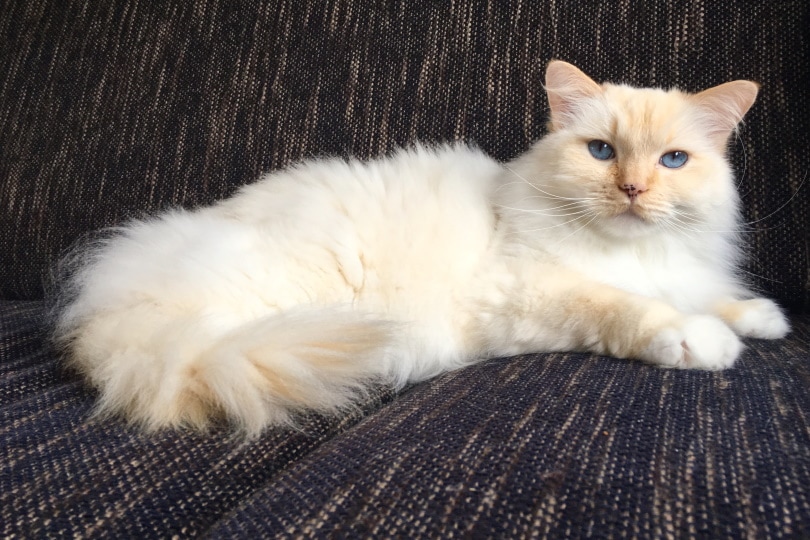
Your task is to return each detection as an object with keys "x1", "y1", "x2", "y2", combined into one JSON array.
[
  {"x1": 578, "y1": 253, "x2": 670, "y2": 296},
  {"x1": 555, "y1": 242, "x2": 712, "y2": 310}
]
